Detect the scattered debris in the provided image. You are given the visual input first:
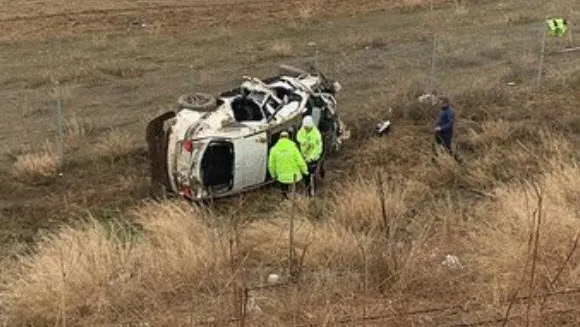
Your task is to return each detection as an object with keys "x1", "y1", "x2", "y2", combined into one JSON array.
[
  {"x1": 267, "y1": 273, "x2": 281, "y2": 284},
  {"x1": 418, "y1": 93, "x2": 439, "y2": 105},
  {"x1": 127, "y1": 18, "x2": 147, "y2": 31},
  {"x1": 442, "y1": 254, "x2": 463, "y2": 269},
  {"x1": 375, "y1": 120, "x2": 392, "y2": 136}
]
